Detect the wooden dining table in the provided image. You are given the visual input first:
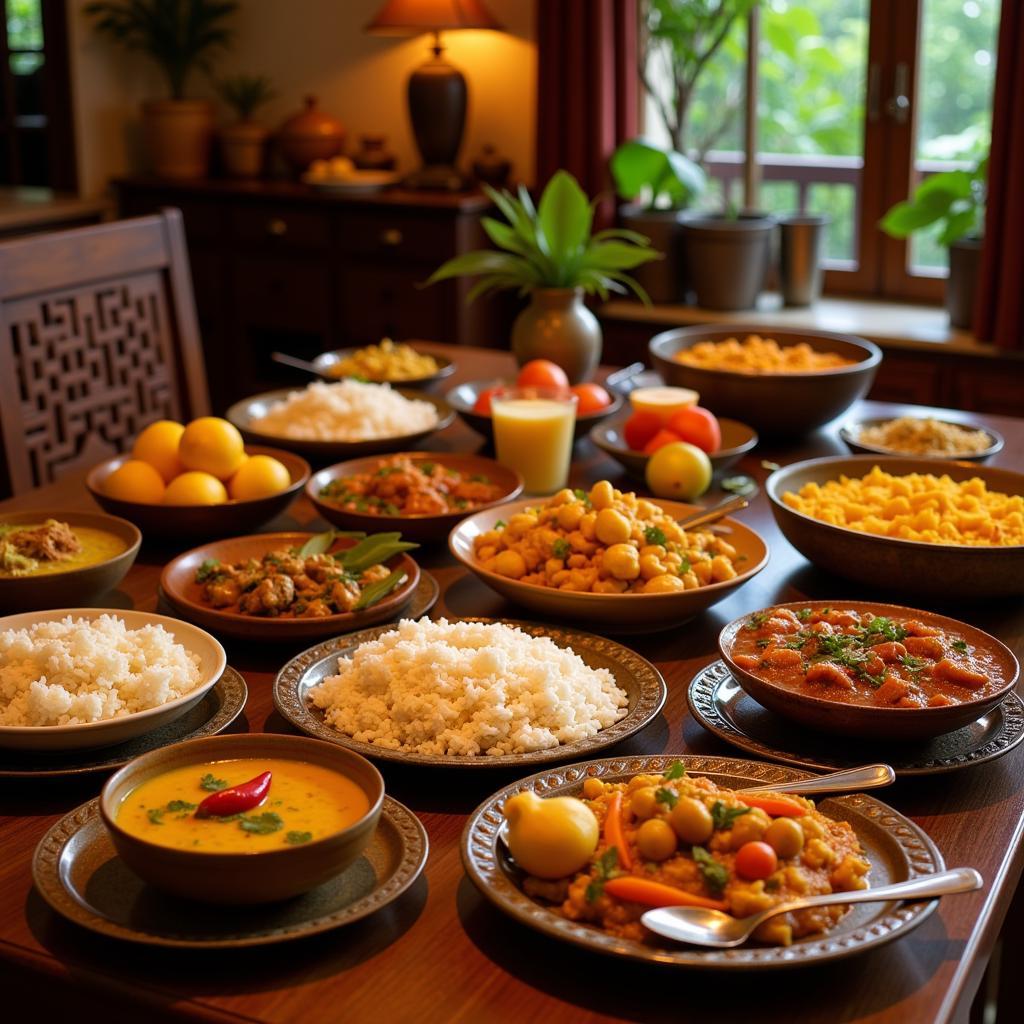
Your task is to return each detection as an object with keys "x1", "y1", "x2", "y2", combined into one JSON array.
[{"x1": 1, "y1": 343, "x2": 1022, "y2": 1024}]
